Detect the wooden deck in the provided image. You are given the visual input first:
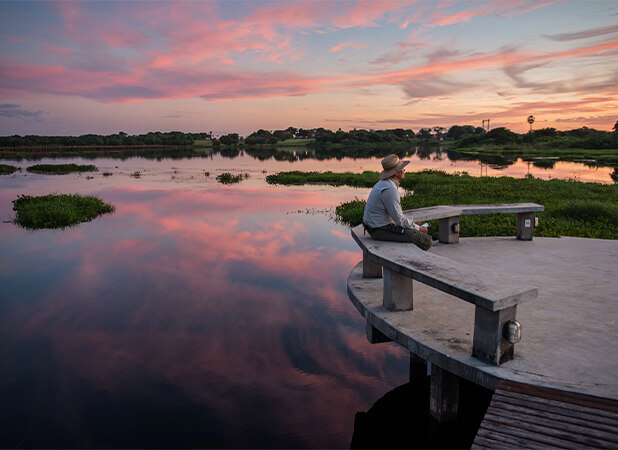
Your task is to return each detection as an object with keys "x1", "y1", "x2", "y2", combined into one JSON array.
[{"x1": 473, "y1": 380, "x2": 618, "y2": 449}]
